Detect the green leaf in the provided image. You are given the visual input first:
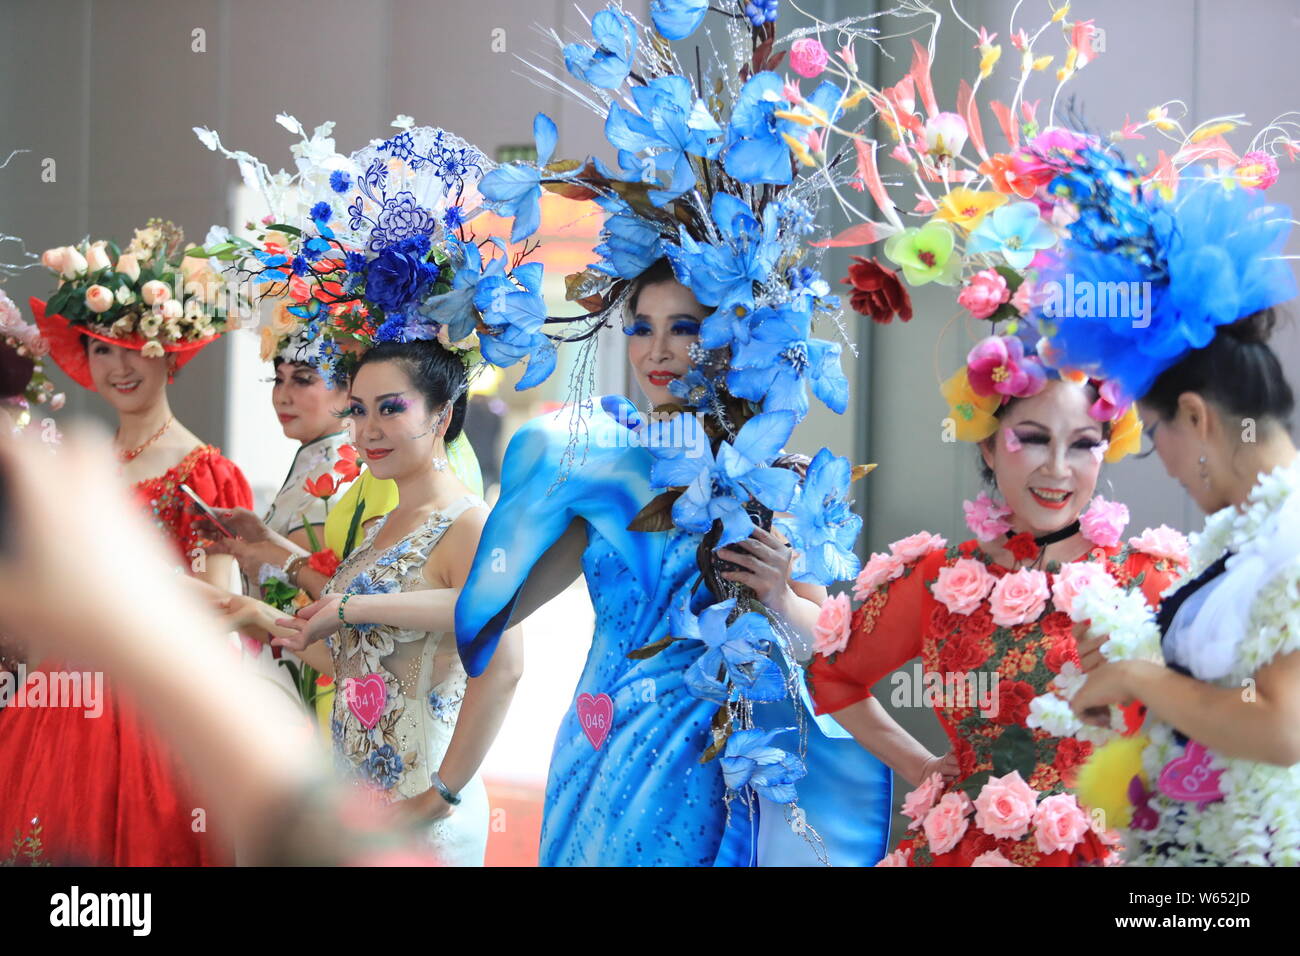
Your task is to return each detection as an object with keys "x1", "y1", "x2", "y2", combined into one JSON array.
[
  {"x1": 266, "y1": 223, "x2": 303, "y2": 237},
  {"x1": 990, "y1": 725, "x2": 1037, "y2": 779},
  {"x1": 954, "y1": 769, "x2": 993, "y2": 797},
  {"x1": 626, "y1": 635, "x2": 678, "y2": 660}
]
